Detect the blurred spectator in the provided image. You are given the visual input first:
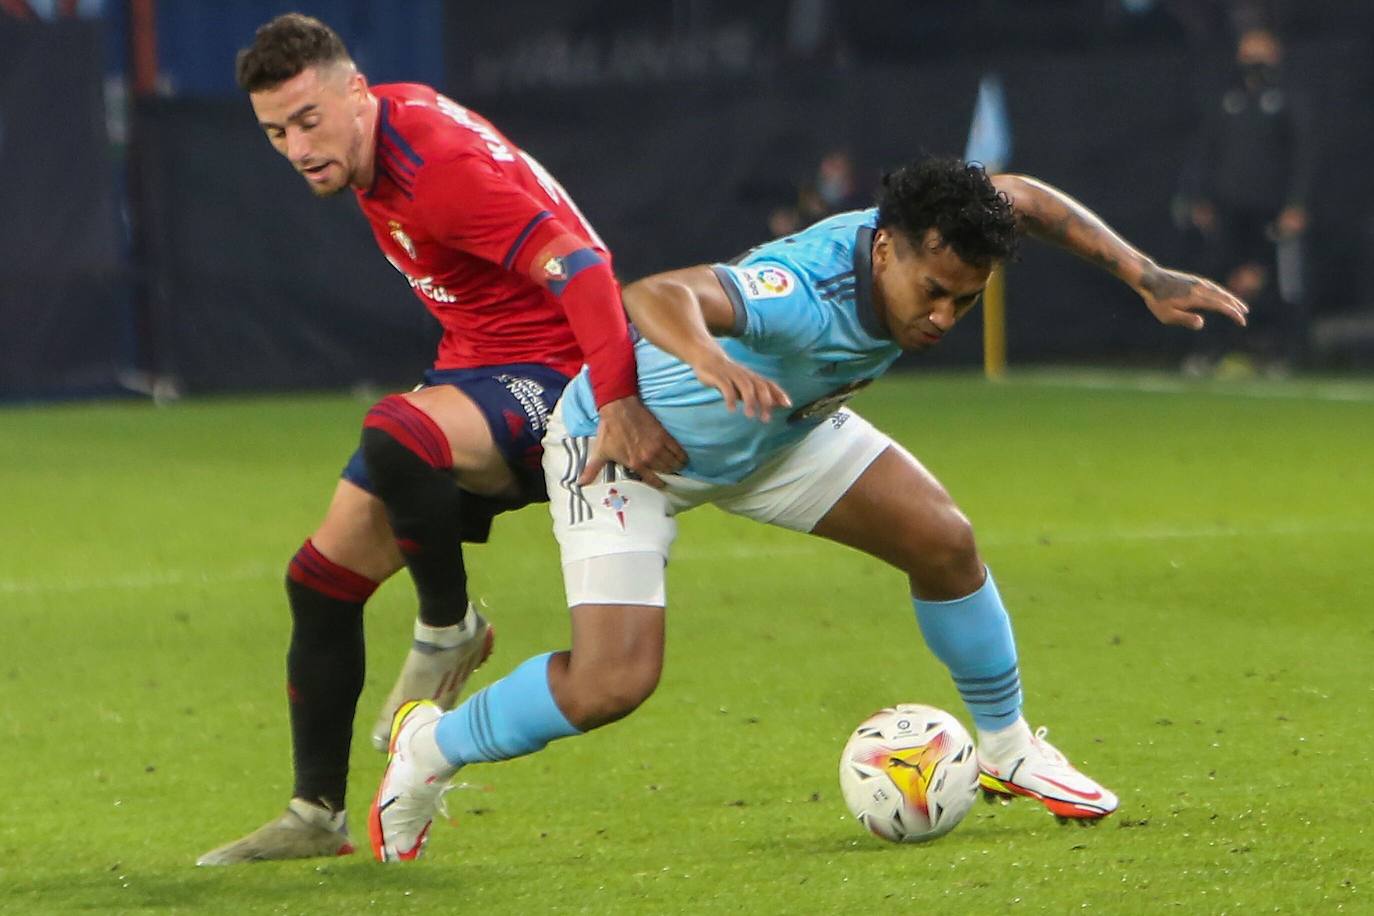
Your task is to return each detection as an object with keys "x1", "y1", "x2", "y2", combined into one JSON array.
[
  {"x1": 1181, "y1": 25, "x2": 1315, "y2": 375},
  {"x1": 0, "y1": 0, "x2": 101, "y2": 19},
  {"x1": 814, "y1": 149, "x2": 869, "y2": 213},
  {"x1": 766, "y1": 148, "x2": 870, "y2": 239},
  {"x1": 1144, "y1": 0, "x2": 1235, "y2": 48}
]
